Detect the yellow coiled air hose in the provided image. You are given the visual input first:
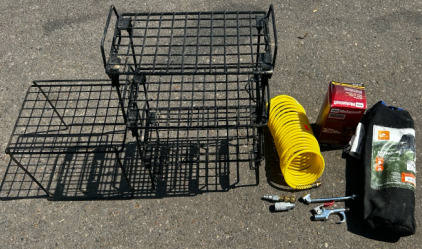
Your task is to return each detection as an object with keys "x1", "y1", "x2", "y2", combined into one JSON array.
[{"x1": 267, "y1": 95, "x2": 325, "y2": 189}]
